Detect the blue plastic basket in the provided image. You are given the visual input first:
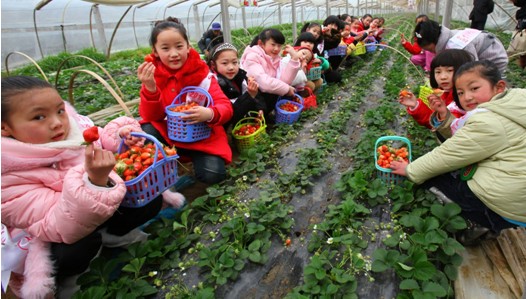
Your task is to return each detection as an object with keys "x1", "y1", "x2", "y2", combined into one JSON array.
[
  {"x1": 306, "y1": 66, "x2": 322, "y2": 80},
  {"x1": 374, "y1": 136, "x2": 412, "y2": 186},
  {"x1": 118, "y1": 132, "x2": 179, "y2": 208},
  {"x1": 365, "y1": 37, "x2": 378, "y2": 53},
  {"x1": 326, "y1": 45, "x2": 347, "y2": 56},
  {"x1": 275, "y1": 94, "x2": 304, "y2": 124},
  {"x1": 166, "y1": 86, "x2": 213, "y2": 143}
]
